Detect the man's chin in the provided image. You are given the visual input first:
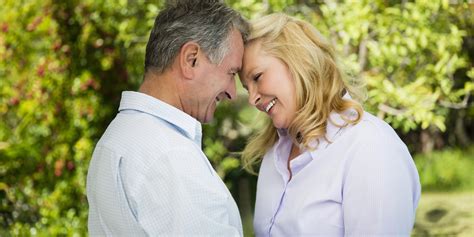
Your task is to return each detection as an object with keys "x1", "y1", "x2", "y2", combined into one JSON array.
[
  {"x1": 198, "y1": 116, "x2": 212, "y2": 124},
  {"x1": 196, "y1": 103, "x2": 217, "y2": 123},
  {"x1": 199, "y1": 112, "x2": 215, "y2": 124}
]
